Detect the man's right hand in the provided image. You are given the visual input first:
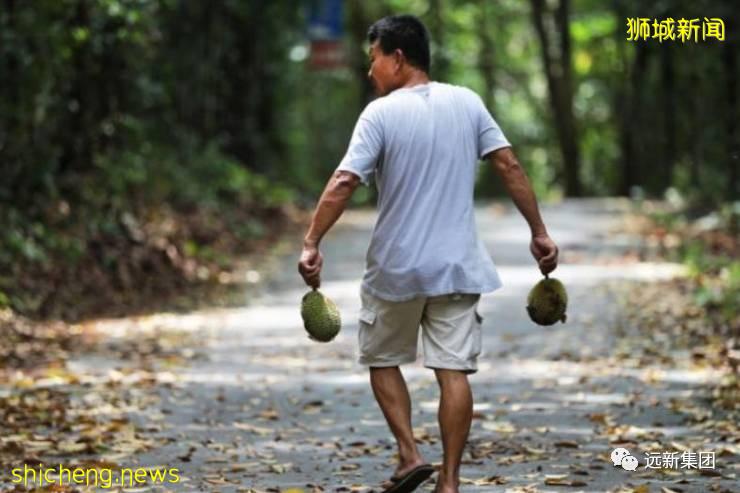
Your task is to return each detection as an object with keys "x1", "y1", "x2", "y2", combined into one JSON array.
[
  {"x1": 298, "y1": 244, "x2": 323, "y2": 288},
  {"x1": 530, "y1": 233, "x2": 558, "y2": 276}
]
